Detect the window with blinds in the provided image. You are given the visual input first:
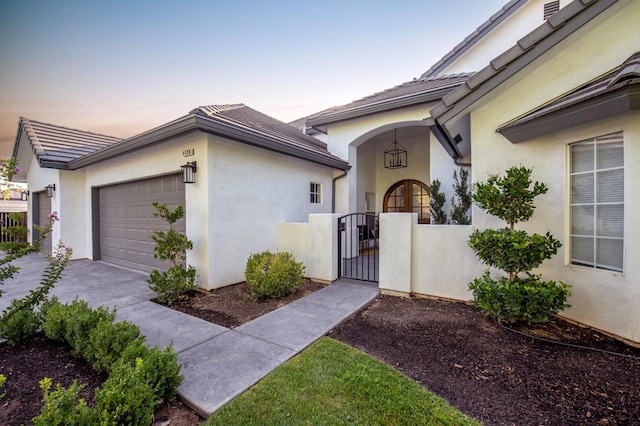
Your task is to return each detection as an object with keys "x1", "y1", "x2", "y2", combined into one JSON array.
[{"x1": 570, "y1": 132, "x2": 624, "y2": 272}]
